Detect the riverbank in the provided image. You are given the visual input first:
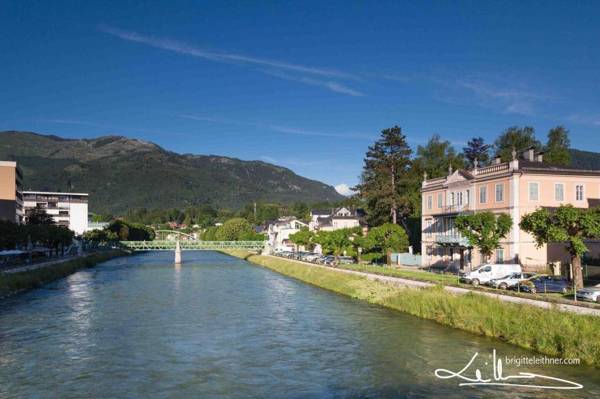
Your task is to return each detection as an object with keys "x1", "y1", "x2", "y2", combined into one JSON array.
[
  {"x1": 223, "y1": 250, "x2": 600, "y2": 367},
  {"x1": 0, "y1": 250, "x2": 128, "y2": 299}
]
